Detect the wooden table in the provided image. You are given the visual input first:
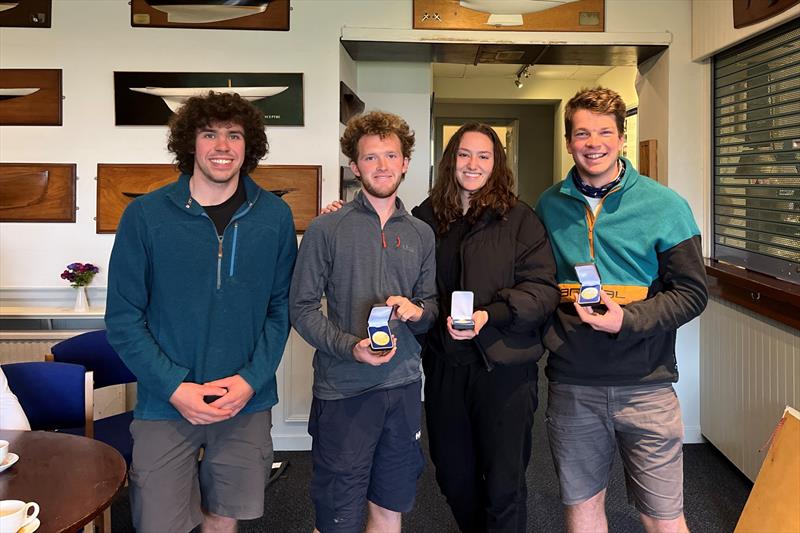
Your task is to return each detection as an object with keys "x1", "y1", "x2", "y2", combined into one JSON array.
[{"x1": 0, "y1": 429, "x2": 126, "y2": 533}]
